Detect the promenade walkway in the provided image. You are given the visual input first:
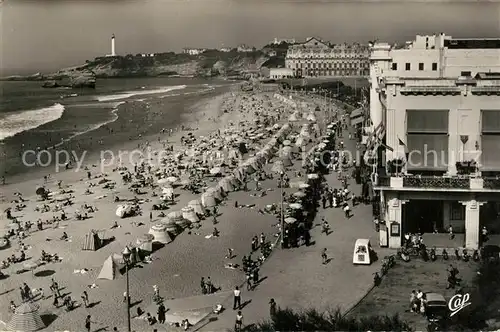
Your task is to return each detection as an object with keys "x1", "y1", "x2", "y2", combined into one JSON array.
[{"x1": 196, "y1": 105, "x2": 390, "y2": 331}]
